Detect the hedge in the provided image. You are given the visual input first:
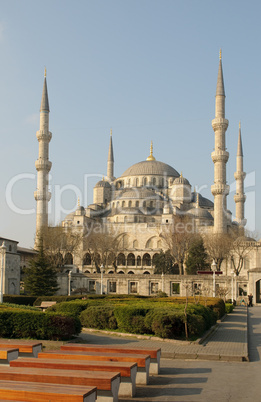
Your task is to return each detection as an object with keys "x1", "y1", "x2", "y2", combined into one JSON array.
[
  {"x1": 3, "y1": 295, "x2": 38, "y2": 306},
  {"x1": 80, "y1": 306, "x2": 117, "y2": 330},
  {"x1": 0, "y1": 310, "x2": 81, "y2": 340}
]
